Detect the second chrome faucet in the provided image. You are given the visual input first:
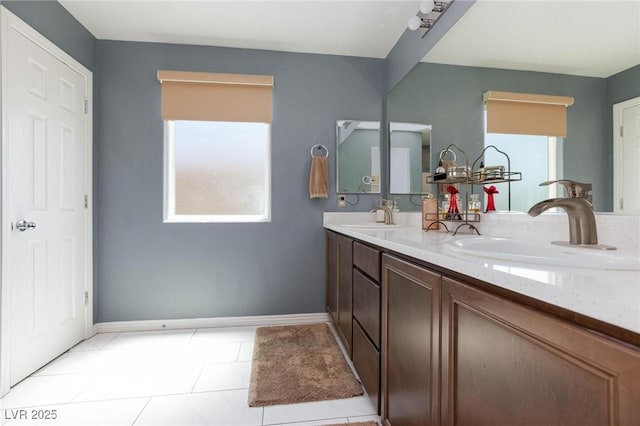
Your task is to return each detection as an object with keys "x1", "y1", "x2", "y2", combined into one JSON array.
[
  {"x1": 370, "y1": 199, "x2": 395, "y2": 225},
  {"x1": 527, "y1": 180, "x2": 615, "y2": 250}
]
